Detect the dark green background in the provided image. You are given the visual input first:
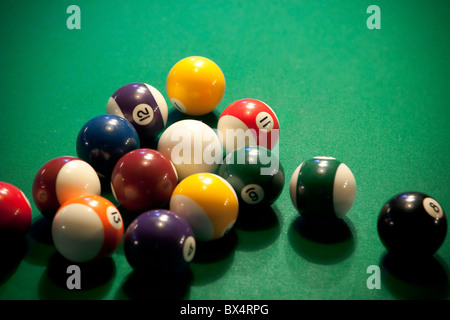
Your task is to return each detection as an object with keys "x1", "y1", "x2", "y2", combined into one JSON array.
[{"x1": 1, "y1": 0, "x2": 449, "y2": 300}]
